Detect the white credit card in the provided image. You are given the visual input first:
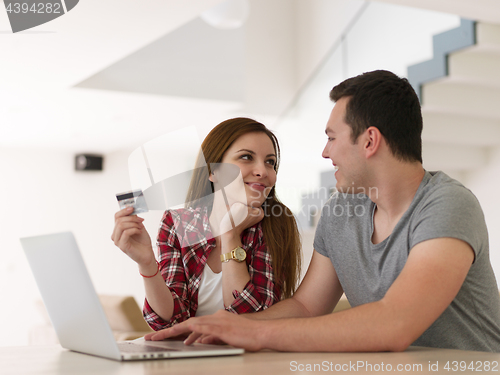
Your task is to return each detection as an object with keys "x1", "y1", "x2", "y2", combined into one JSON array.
[{"x1": 116, "y1": 190, "x2": 149, "y2": 215}]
